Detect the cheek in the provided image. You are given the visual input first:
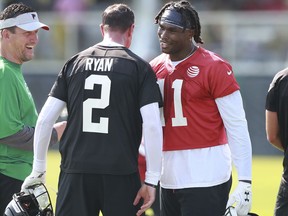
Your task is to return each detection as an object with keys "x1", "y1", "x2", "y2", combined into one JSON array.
[
  {"x1": 9, "y1": 37, "x2": 21, "y2": 50},
  {"x1": 33, "y1": 34, "x2": 39, "y2": 43},
  {"x1": 157, "y1": 30, "x2": 162, "y2": 38}
]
